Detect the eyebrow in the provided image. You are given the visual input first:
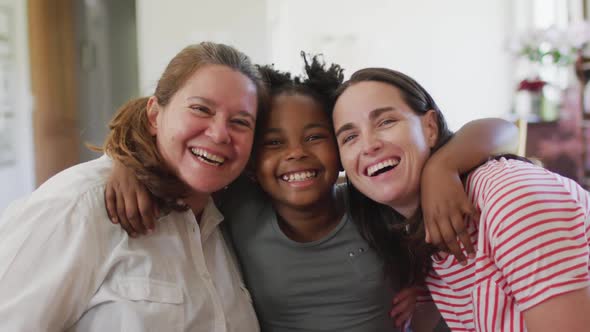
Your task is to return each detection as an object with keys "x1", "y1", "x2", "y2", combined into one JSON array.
[
  {"x1": 335, "y1": 106, "x2": 395, "y2": 138},
  {"x1": 303, "y1": 123, "x2": 332, "y2": 131},
  {"x1": 187, "y1": 96, "x2": 216, "y2": 106},
  {"x1": 262, "y1": 128, "x2": 283, "y2": 135},
  {"x1": 369, "y1": 106, "x2": 396, "y2": 120},
  {"x1": 236, "y1": 110, "x2": 256, "y2": 122},
  {"x1": 187, "y1": 96, "x2": 256, "y2": 121}
]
